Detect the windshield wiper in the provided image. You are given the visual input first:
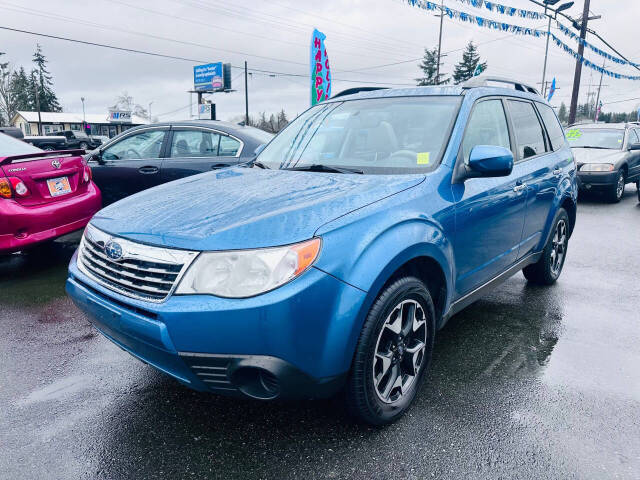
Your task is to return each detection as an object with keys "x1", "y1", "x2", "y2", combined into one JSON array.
[
  {"x1": 251, "y1": 160, "x2": 270, "y2": 169},
  {"x1": 283, "y1": 164, "x2": 363, "y2": 174},
  {"x1": 576, "y1": 146, "x2": 612, "y2": 150}
]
